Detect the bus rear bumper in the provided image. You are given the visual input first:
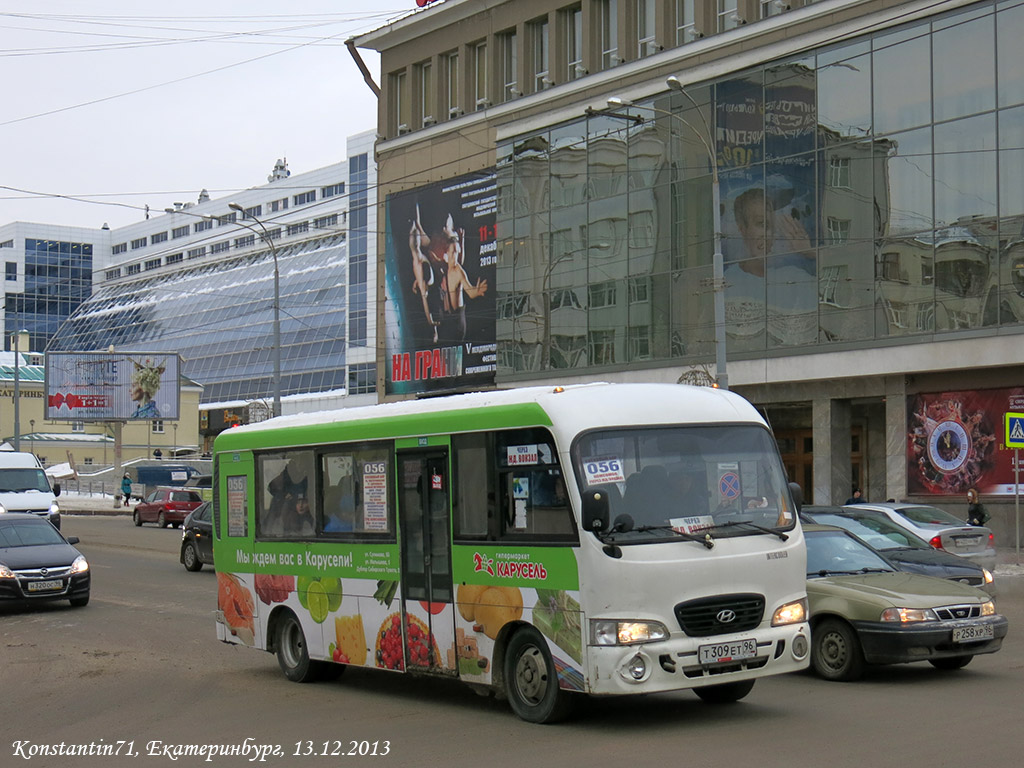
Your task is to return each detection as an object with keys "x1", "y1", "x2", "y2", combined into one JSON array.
[{"x1": 584, "y1": 624, "x2": 810, "y2": 696}]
